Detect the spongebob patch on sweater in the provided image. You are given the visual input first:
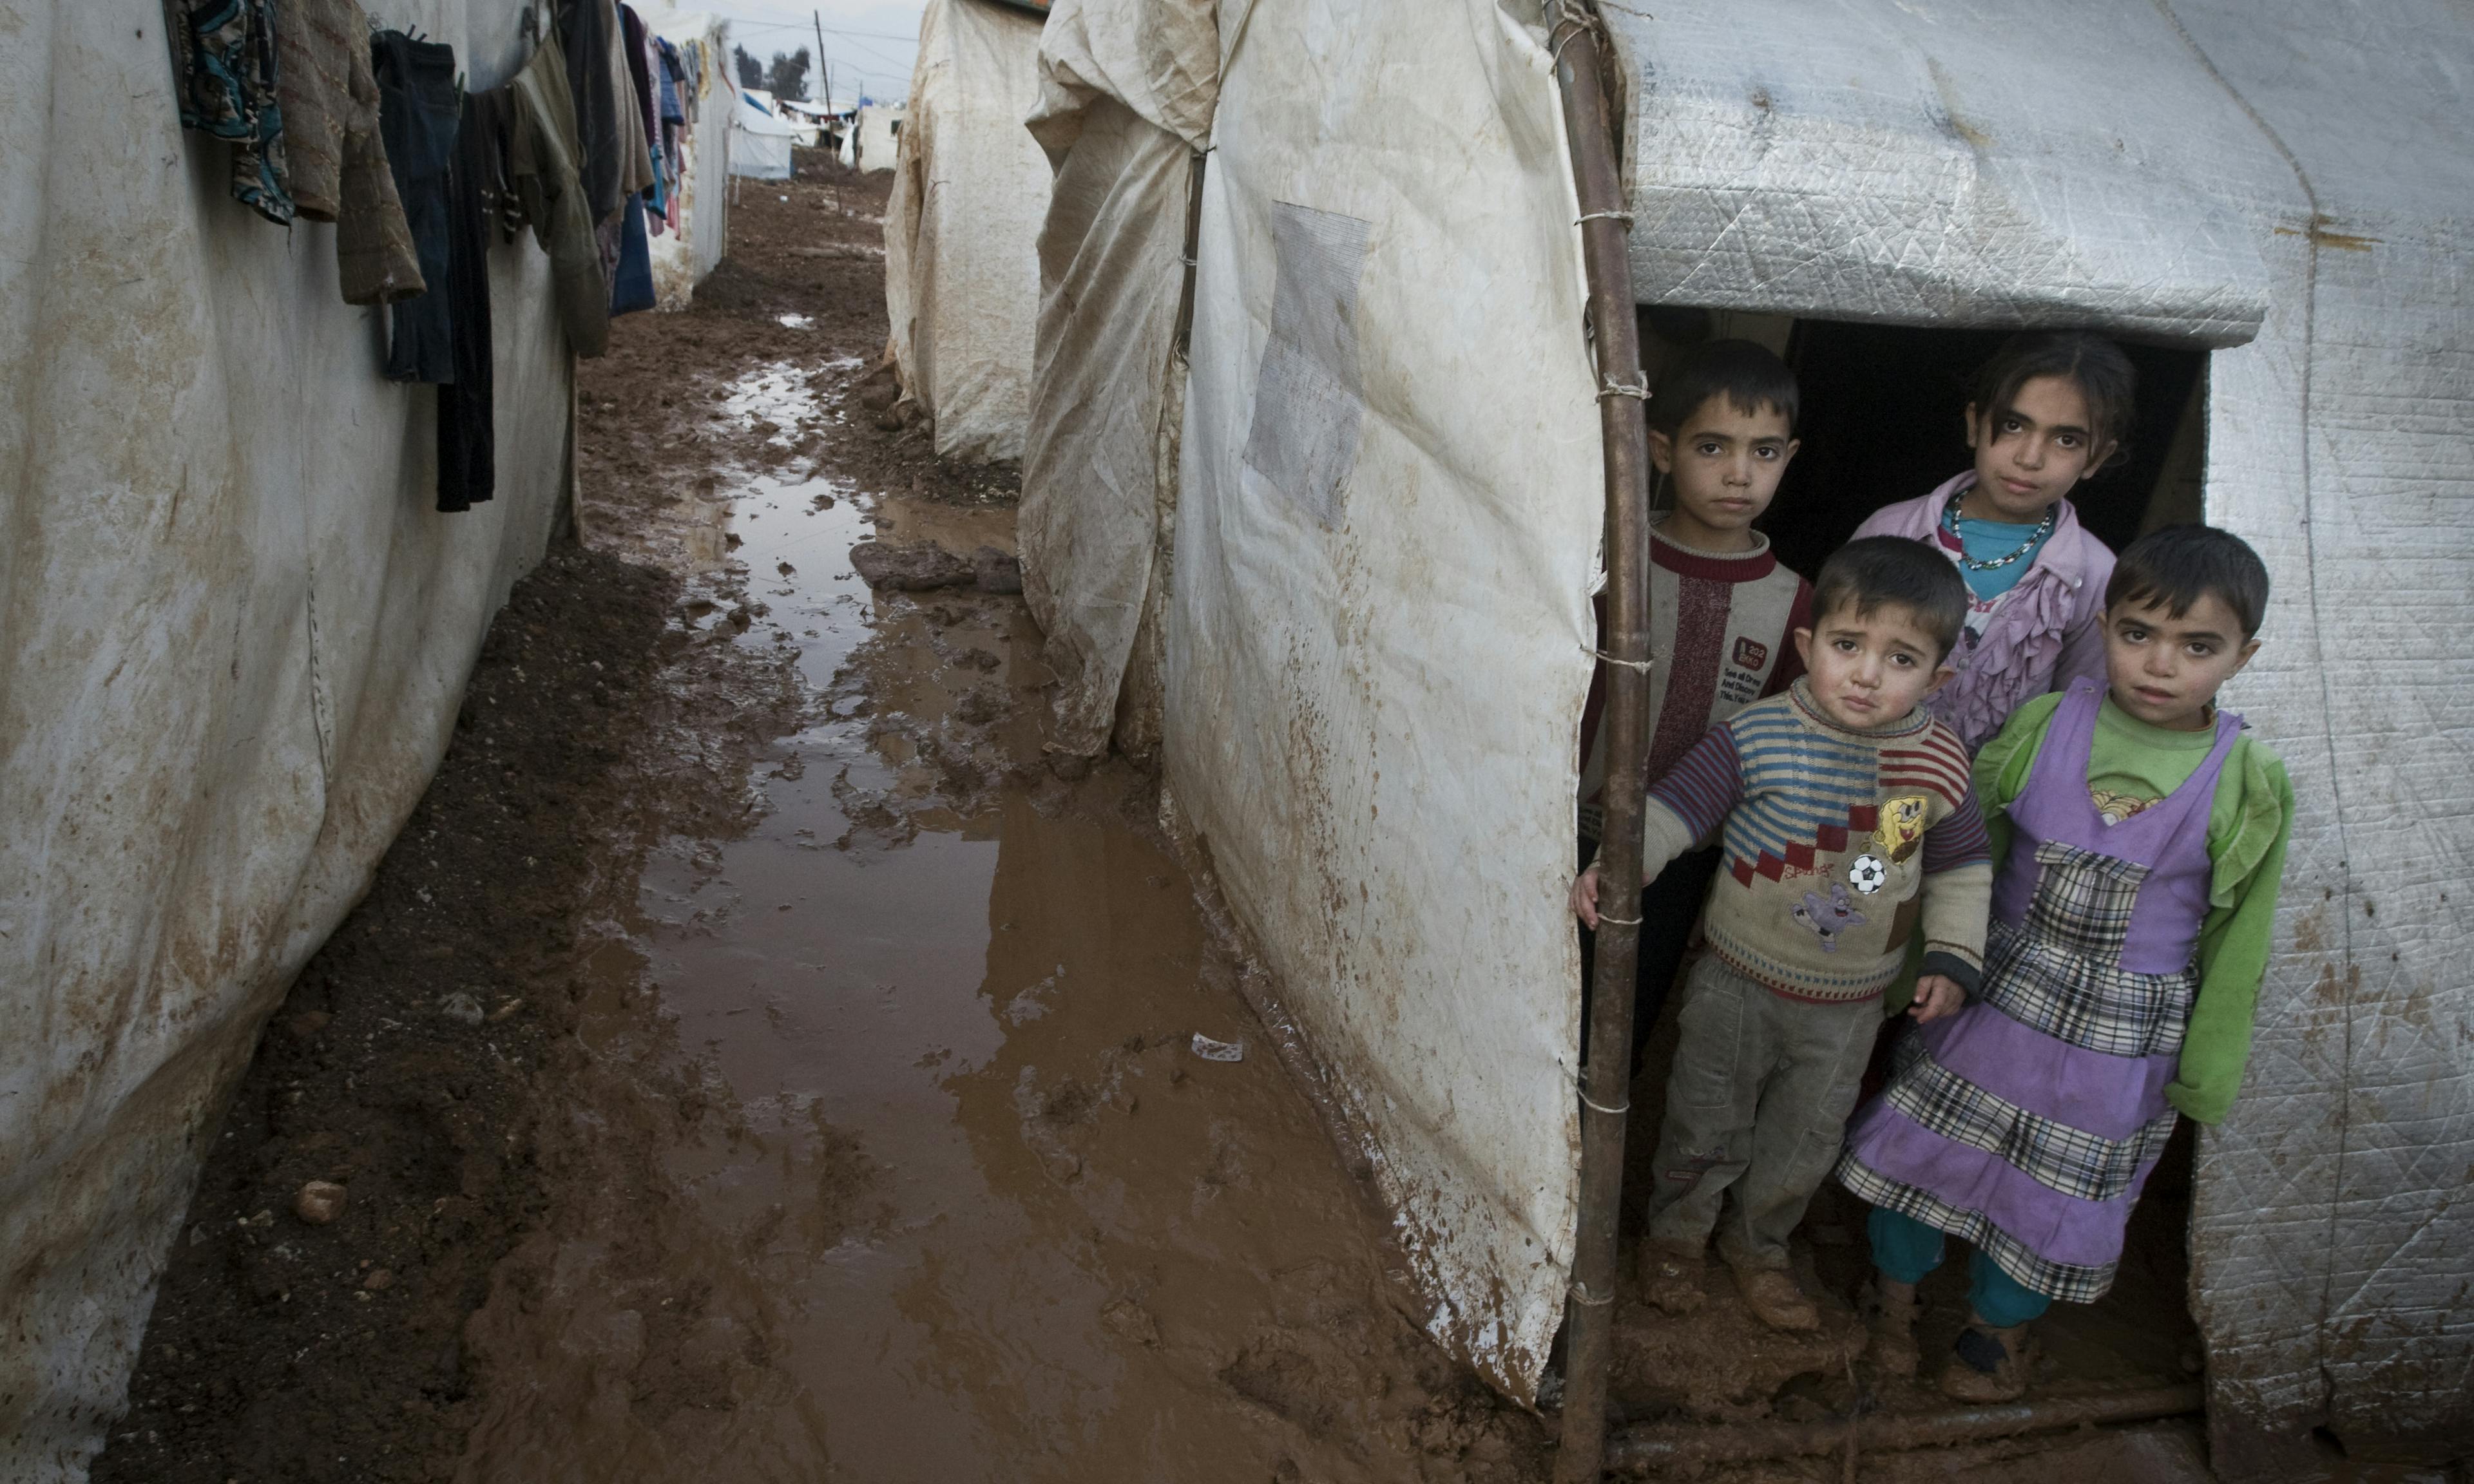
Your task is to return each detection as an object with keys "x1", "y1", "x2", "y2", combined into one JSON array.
[{"x1": 1873, "y1": 795, "x2": 1930, "y2": 862}]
